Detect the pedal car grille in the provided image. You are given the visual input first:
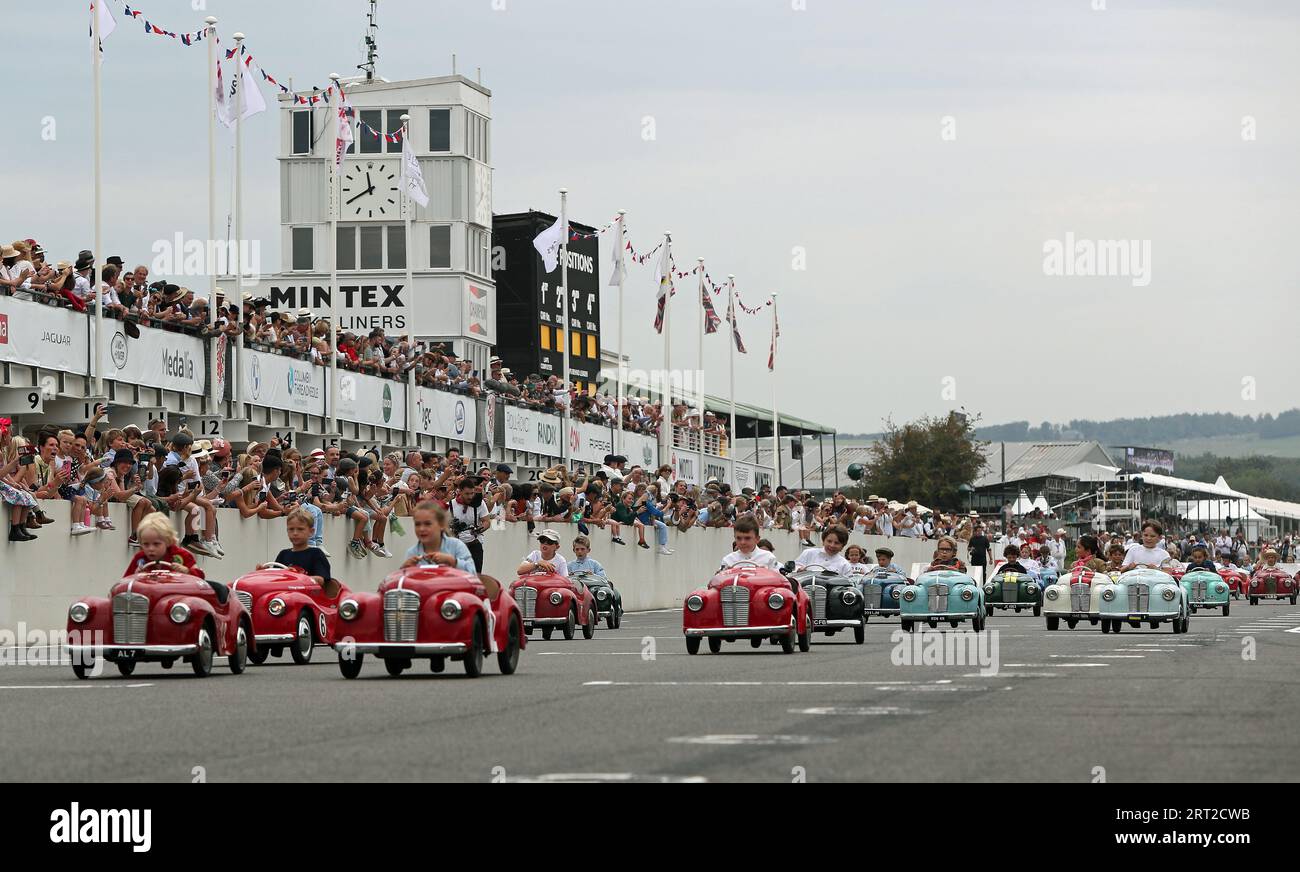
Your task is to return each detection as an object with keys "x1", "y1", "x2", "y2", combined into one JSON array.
[
  {"x1": 1070, "y1": 583, "x2": 1091, "y2": 612},
  {"x1": 1128, "y1": 582, "x2": 1149, "y2": 613},
  {"x1": 112, "y1": 593, "x2": 149, "y2": 645},
  {"x1": 811, "y1": 585, "x2": 827, "y2": 622},
  {"x1": 928, "y1": 583, "x2": 949, "y2": 613},
  {"x1": 1190, "y1": 578, "x2": 1207, "y2": 601},
  {"x1": 863, "y1": 584, "x2": 882, "y2": 610},
  {"x1": 235, "y1": 591, "x2": 253, "y2": 613},
  {"x1": 1001, "y1": 580, "x2": 1019, "y2": 602},
  {"x1": 720, "y1": 585, "x2": 750, "y2": 627},
  {"x1": 383, "y1": 589, "x2": 421, "y2": 642},
  {"x1": 1263, "y1": 577, "x2": 1277, "y2": 594},
  {"x1": 516, "y1": 586, "x2": 537, "y2": 621}
]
